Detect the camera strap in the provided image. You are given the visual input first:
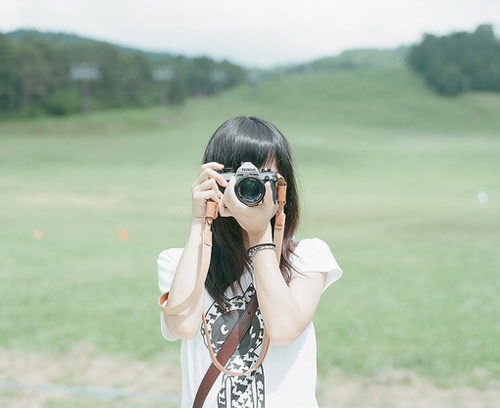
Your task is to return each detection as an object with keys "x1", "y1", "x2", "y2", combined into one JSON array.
[
  {"x1": 193, "y1": 291, "x2": 261, "y2": 408},
  {"x1": 157, "y1": 175, "x2": 287, "y2": 394}
]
